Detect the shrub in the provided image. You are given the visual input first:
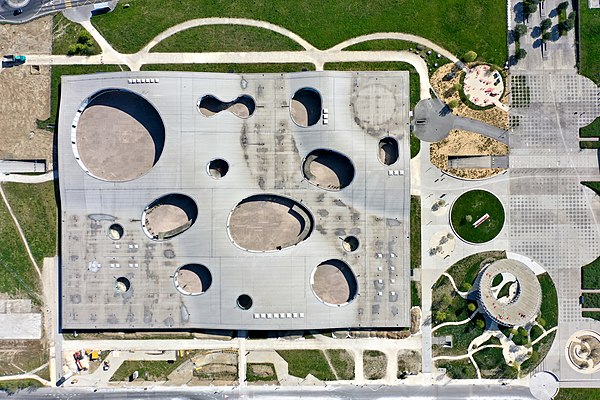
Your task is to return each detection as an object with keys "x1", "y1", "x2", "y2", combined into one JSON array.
[
  {"x1": 447, "y1": 99, "x2": 459, "y2": 109},
  {"x1": 557, "y1": 1, "x2": 569, "y2": 12},
  {"x1": 518, "y1": 327, "x2": 528, "y2": 337},
  {"x1": 460, "y1": 282, "x2": 473, "y2": 292},
  {"x1": 453, "y1": 83, "x2": 463, "y2": 92},
  {"x1": 515, "y1": 48, "x2": 527, "y2": 60},
  {"x1": 467, "y1": 303, "x2": 477, "y2": 312},
  {"x1": 77, "y1": 31, "x2": 93, "y2": 45},
  {"x1": 536, "y1": 317, "x2": 546, "y2": 327},
  {"x1": 475, "y1": 319, "x2": 485, "y2": 329},
  {"x1": 435, "y1": 311, "x2": 447, "y2": 323},
  {"x1": 462, "y1": 51, "x2": 477, "y2": 63}
]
